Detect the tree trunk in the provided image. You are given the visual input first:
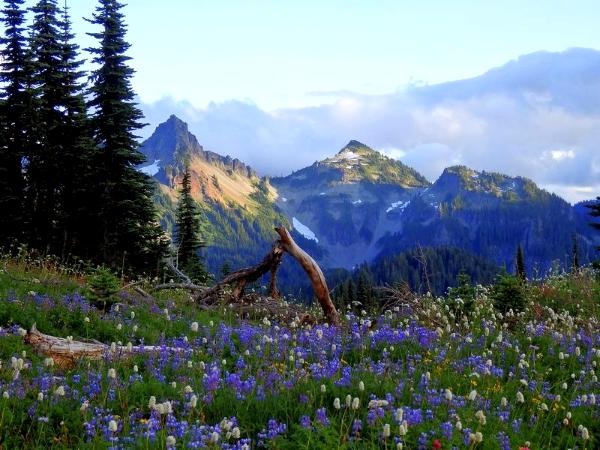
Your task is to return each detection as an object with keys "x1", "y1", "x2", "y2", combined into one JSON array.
[{"x1": 274, "y1": 227, "x2": 339, "y2": 325}]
